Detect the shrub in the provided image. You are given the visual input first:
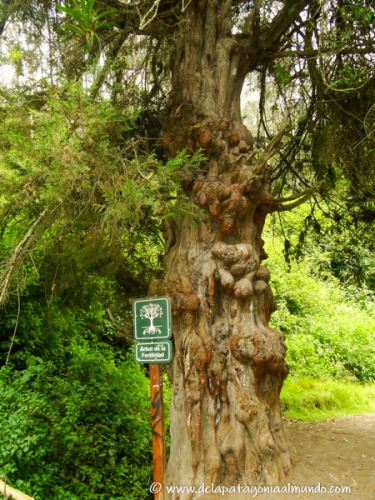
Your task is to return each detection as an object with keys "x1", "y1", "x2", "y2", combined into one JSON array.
[{"x1": 0, "y1": 354, "x2": 153, "y2": 500}]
